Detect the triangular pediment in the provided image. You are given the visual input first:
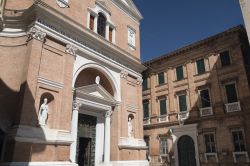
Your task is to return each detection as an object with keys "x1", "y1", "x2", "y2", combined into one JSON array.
[
  {"x1": 75, "y1": 84, "x2": 117, "y2": 105},
  {"x1": 114, "y1": 0, "x2": 143, "y2": 20}
]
